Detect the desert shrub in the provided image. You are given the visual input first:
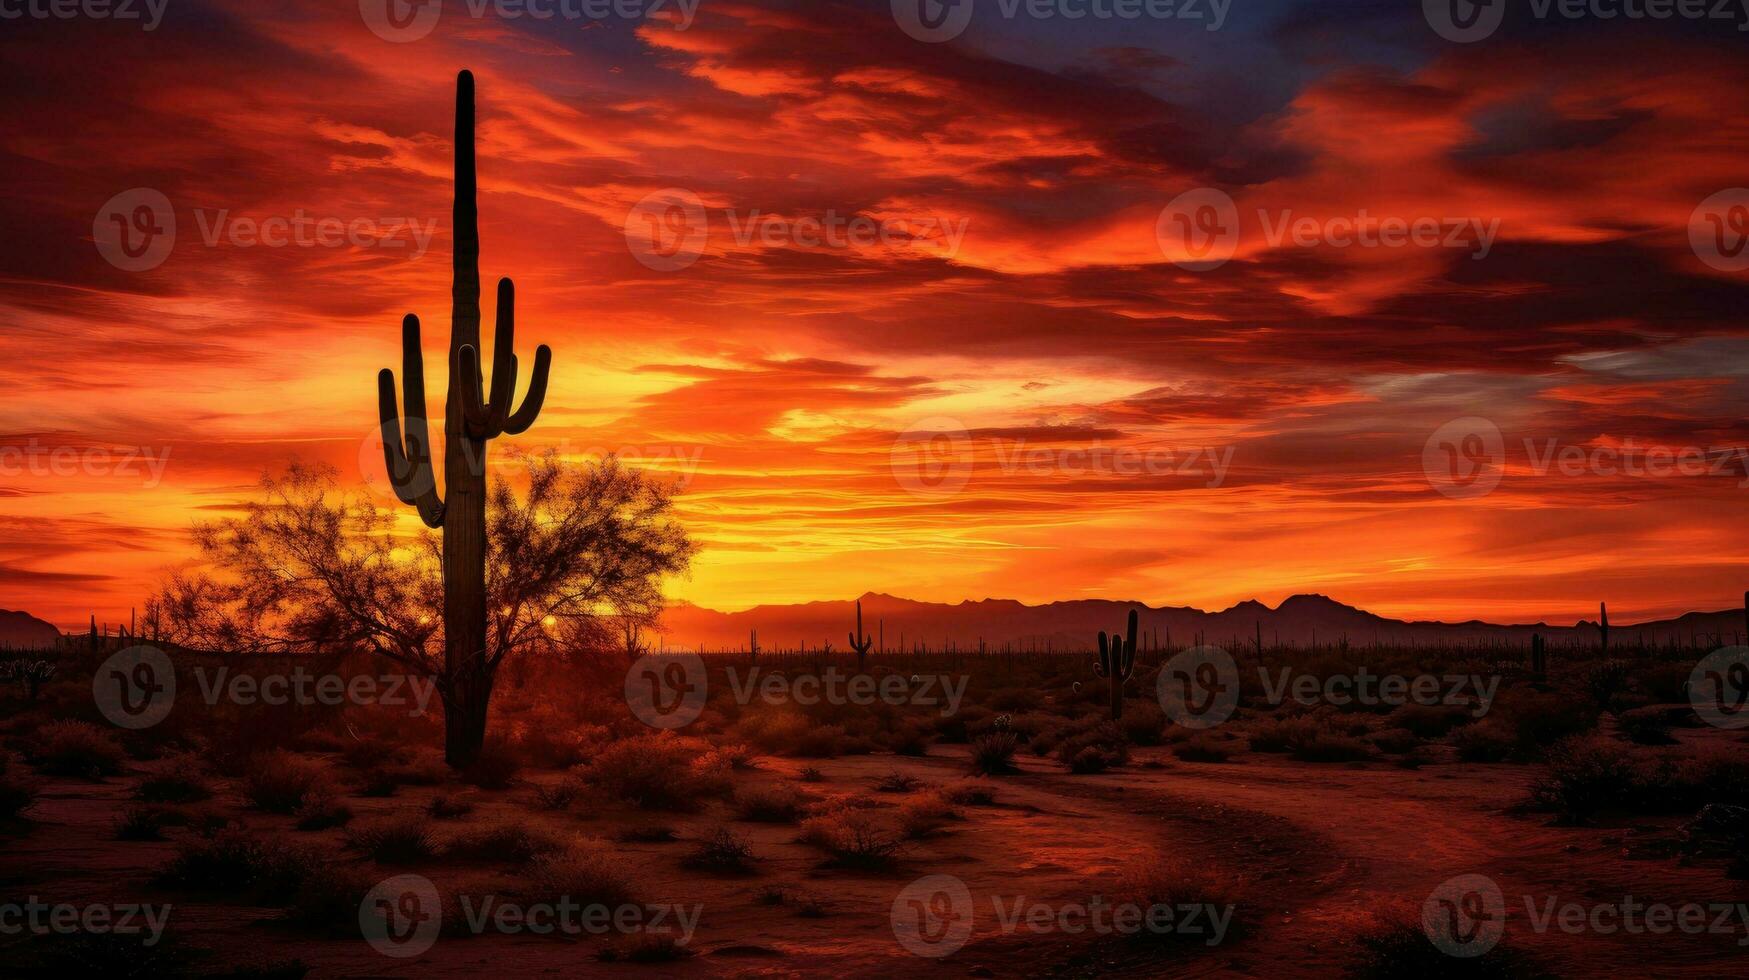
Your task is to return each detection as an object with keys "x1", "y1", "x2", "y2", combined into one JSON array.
[
  {"x1": 582, "y1": 734, "x2": 730, "y2": 810},
  {"x1": 1388, "y1": 704, "x2": 1473, "y2": 738},
  {"x1": 1172, "y1": 735, "x2": 1232, "y2": 763},
  {"x1": 355, "y1": 768, "x2": 400, "y2": 798},
  {"x1": 1347, "y1": 907, "x2": 1539, "y2": 978},
  {"x1": 293, "y1": 796, "x2": 353, "y2": 831},
  {"x1": 27, "y1": 720, "x2": 125, "y2": 778},
  {"x1": 943, "y1": 779, "x2": 996, "y2": 806},
  {"x1": 733, "y1": 784, "x2": 807, "y2": 823},
  {"x1": 528, "y1": 843, "x2": 638, "y2": 908},
  {"x1": 154, "y1": 831, "x2": 310, "y2": 900},
  {"x1": 116, "y1": 805, "x2": 176, "y2": 841},
  {"x1": 1529, "y1": 737, "x2": 1662, "y2": 822},
  {"x1": 791, "y1": 724, "x2": 849, "y2": 758},
  {"x1": 339, "y1": 738, "x2": 398, "y2": 771},
  {"x1": 885, "y1": 722, "x2": 933, "y2": 757},
  {"x1": 1451, "y1": 721, "x2": 1516, "y2": 762},
  {"x1": 1666, "y1": 746, "x2": 1749, "y2": 810},
  {"x1": 897, "y1": 792, "x2": 960, "y2": 838},
  {"x1": 1114, "y1": 853, "x2": 1246, "y2": 945},
  {"x1": 1617, "y1": 706, "x2": 1676, "y2": 745},
  {"x1": 444, "y1": 823, "x2": 565, "y2": 864},
  {"x1": 683, "y1": 826, "x2": 756, "y2": 873},
  {"x1": 1055, "y1": 724, "x2": 1130, "y2": 773},
  {"x1": 797, "y1": 766, "x2": 825, "y2": 783},
  {"x1": 1290, "y1": 730, "x2": 1374, "y2": 763},
  {"x1": 242, "y1": 751, "x2": 332, "y2": 814},
  {"x1": 616, "y1": 824, "x2": 677, "y2": 843},
  {"x1": 285, "y1": 863, "x2": 376, "y2": 929},
  {"x1": 136, "y1": 755, "x2": 211, "y2": 803},
  {"x1": 427, "y1": 794, "x2": 474, "y2": 820},
  {"x1": 0, "y1": 770, "x2": 36, "y2": 819},
  {"x1": 969, "y1": 732, "x2": 1020, "y2": 775},
  {"x1": 1366, "y1": 728, "x2": 1420, "y2": 755},
  {"x1": 346, "y1": 815, "x2": 438, "y2": 864},
  {"x1": 798, "y1": 806, "x2": 903, "y2": 869},
  {"x1": 1247, "y1": 716, "x2": 1323, "y2": 753},
  {"x1": 1584, "y1": 660, "x2": 1632, "y2": 707},
  {"x1": 460, "y1": 738, "x2": 521, "y2": 790},
  {"x1": 875, "y1": 771, "x2": 922, "y2": 793},
  {"x1": 533, "y1": 778, "x2": 585, "y2": 811},
  {"x1": 1118, "y1": 703, "x2": 1167, "y2": 746}
]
